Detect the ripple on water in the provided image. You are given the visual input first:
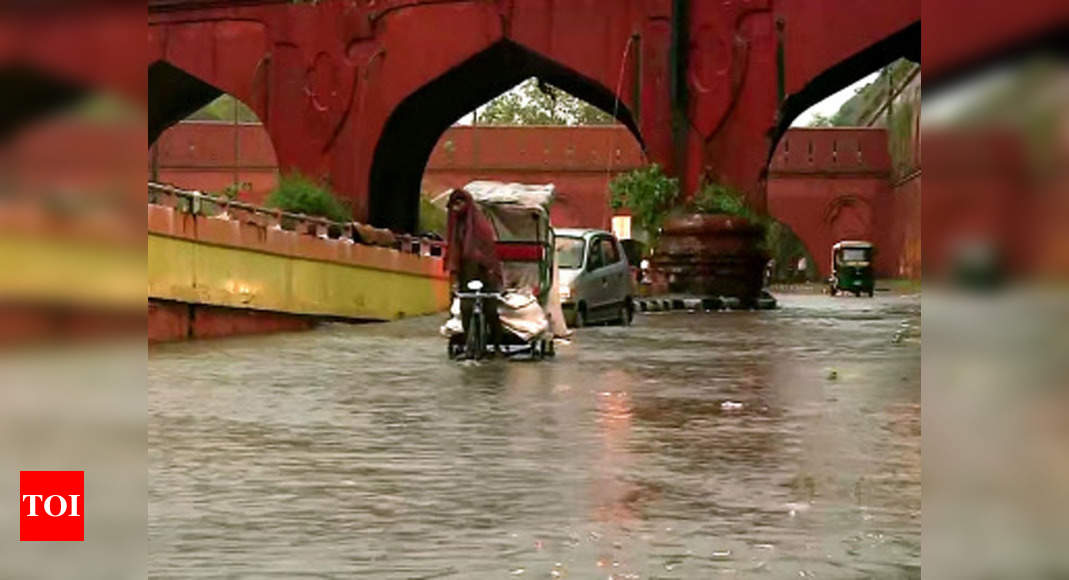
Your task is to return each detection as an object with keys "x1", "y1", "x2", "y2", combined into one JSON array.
[{"x1": 149, "y1": 293, "x2": 921, "y2": 578}]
